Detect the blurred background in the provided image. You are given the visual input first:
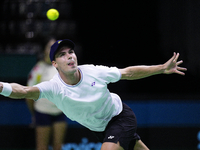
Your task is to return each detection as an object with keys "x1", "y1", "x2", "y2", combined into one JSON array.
[{"x1": 0, "y1": 0, "x2": 199, "y2": 150}]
